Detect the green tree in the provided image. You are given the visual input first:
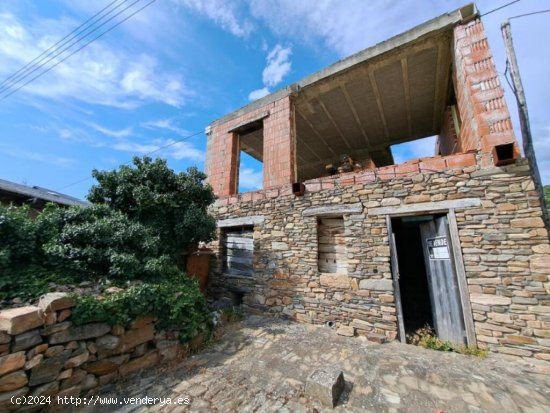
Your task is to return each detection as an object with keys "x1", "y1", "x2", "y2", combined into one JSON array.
[{"x1": 87, "y1": 156, "x2": 216, "y2": 260}]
